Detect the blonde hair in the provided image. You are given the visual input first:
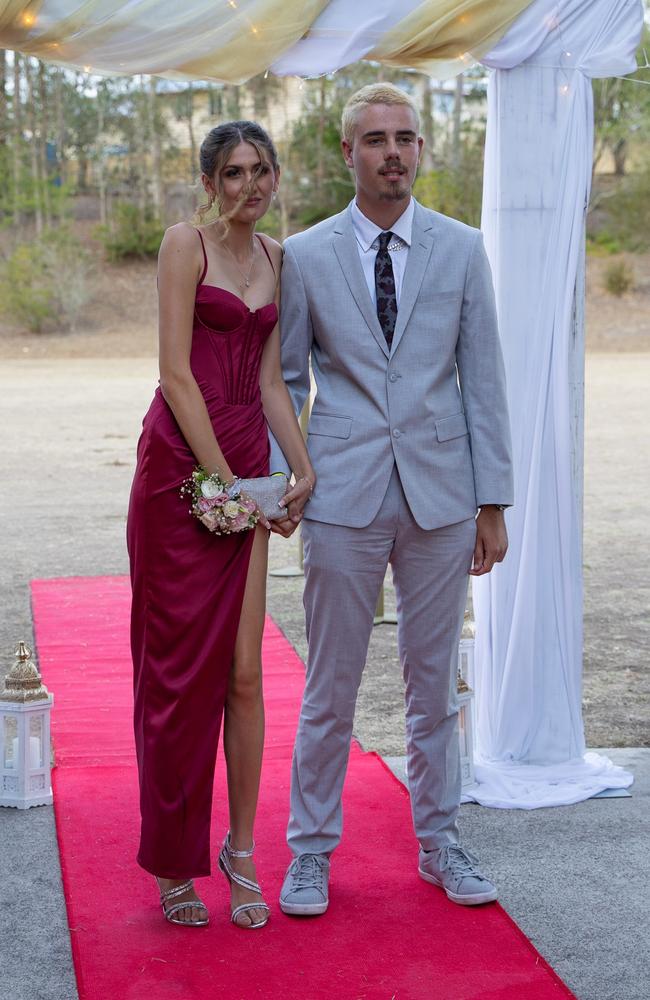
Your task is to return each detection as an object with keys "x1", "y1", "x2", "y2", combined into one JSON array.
[{"x1": 341, "y1": 84, "x2": 420, "y2": 146}]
